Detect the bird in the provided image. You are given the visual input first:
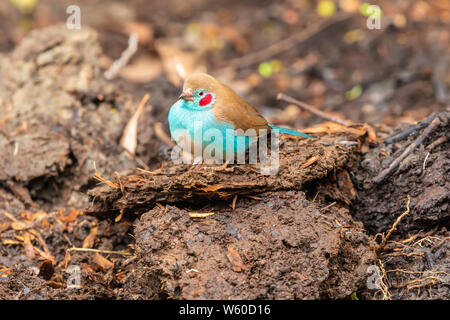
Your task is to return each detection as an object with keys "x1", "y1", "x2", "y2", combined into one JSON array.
[{"x1": 168, "y1": 73, "x2": 311, "y2": 164}]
